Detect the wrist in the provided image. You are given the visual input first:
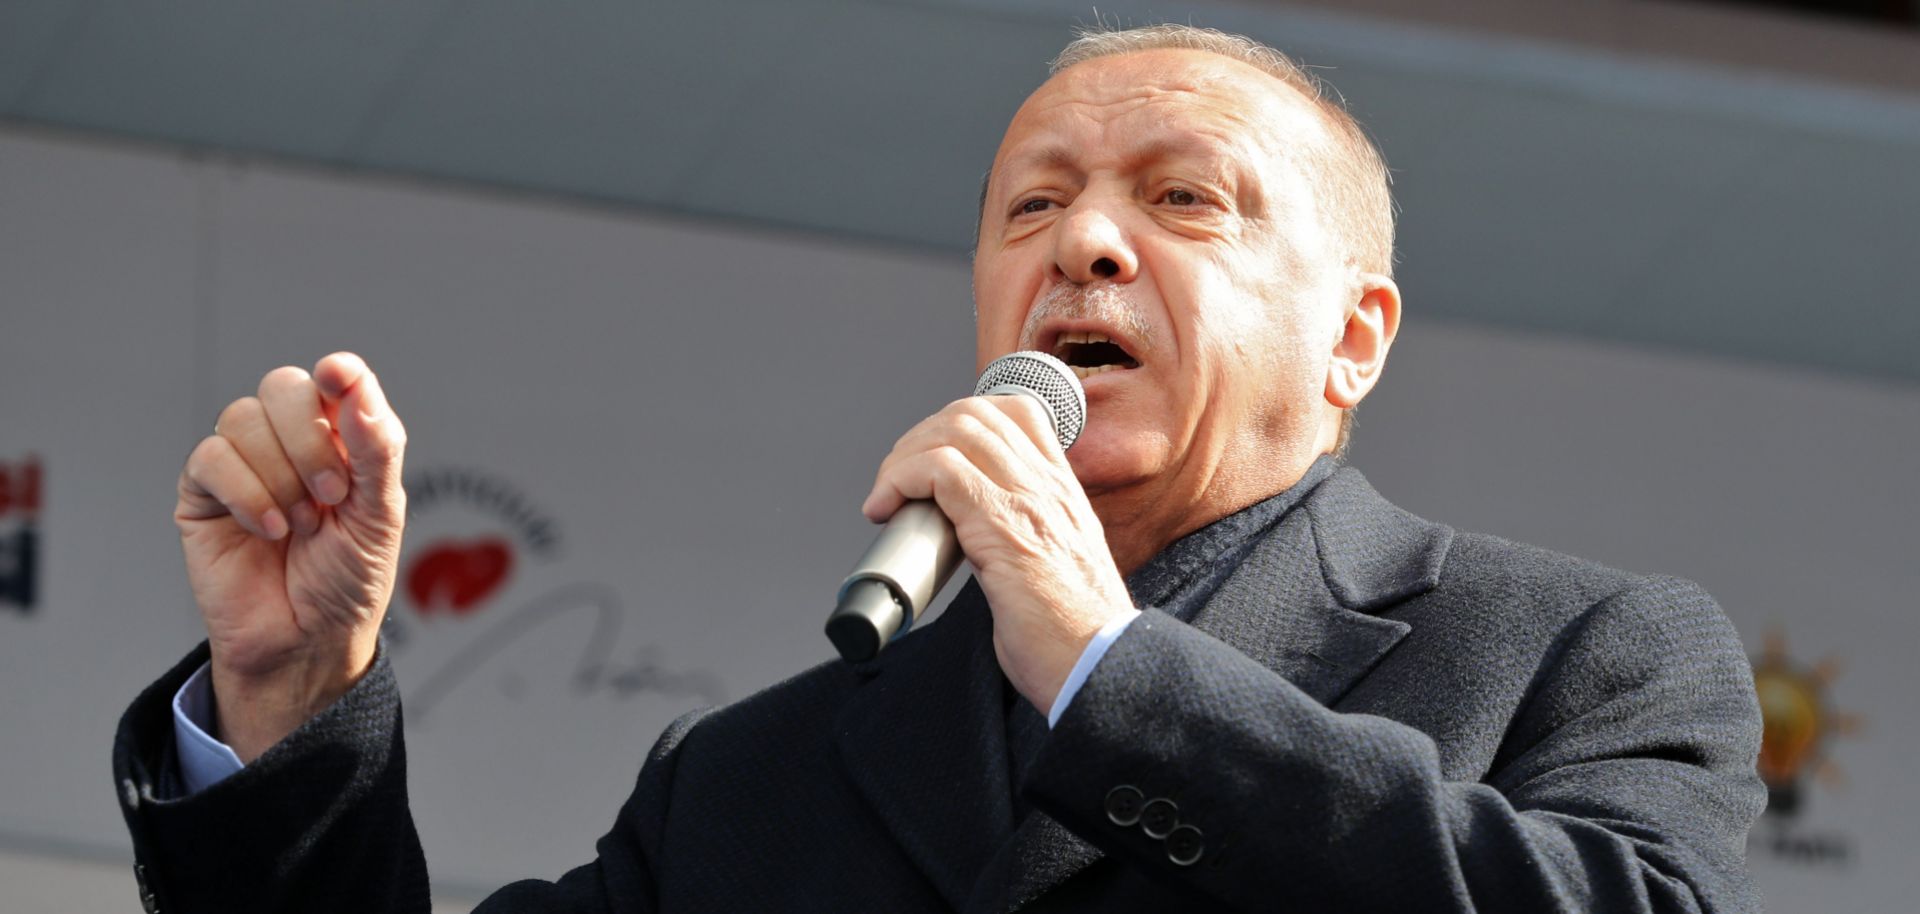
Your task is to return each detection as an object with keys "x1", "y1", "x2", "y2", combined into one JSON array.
[
  {"x1": 208, "y1": 638, "x2": 375, "y2": 762},
  {"x1": 1046, "y1": 607, "x2": 1141, "y2": 725},
  {"x1": 1011, "y1": 598, "x2": 1132, "y2": 714}
]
